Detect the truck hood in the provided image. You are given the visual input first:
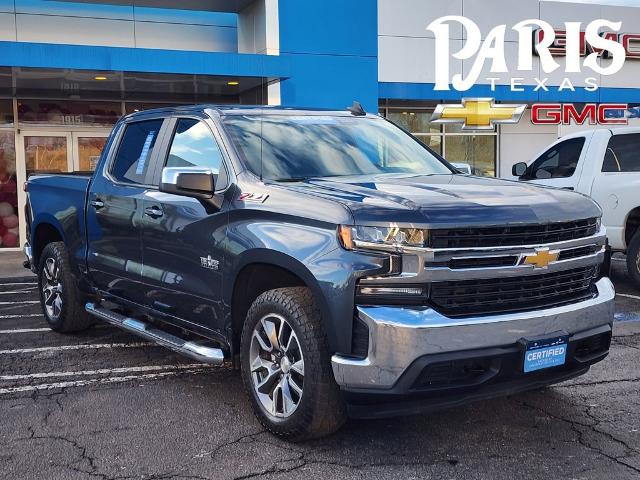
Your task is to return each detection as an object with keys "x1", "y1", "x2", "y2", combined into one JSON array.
[{"x1": 276, "y1": 174, "x2": 601, "y2": 227}]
